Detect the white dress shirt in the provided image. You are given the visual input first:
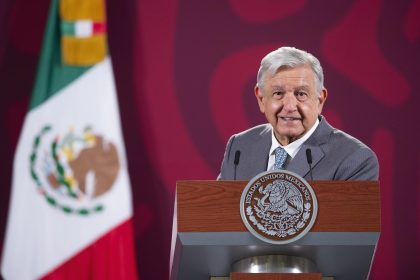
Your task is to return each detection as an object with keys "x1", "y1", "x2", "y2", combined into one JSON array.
[{"x1": 267, "y1": 118, "x2": 320, "y2": 171}]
